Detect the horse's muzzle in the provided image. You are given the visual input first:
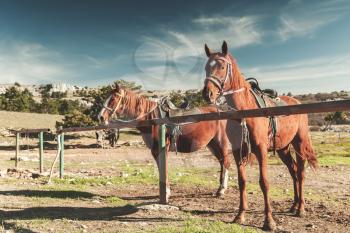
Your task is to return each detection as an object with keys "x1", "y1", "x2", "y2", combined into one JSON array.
[{"x1": 202, "y1": 89, "x2": 215, "y2": 104}]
